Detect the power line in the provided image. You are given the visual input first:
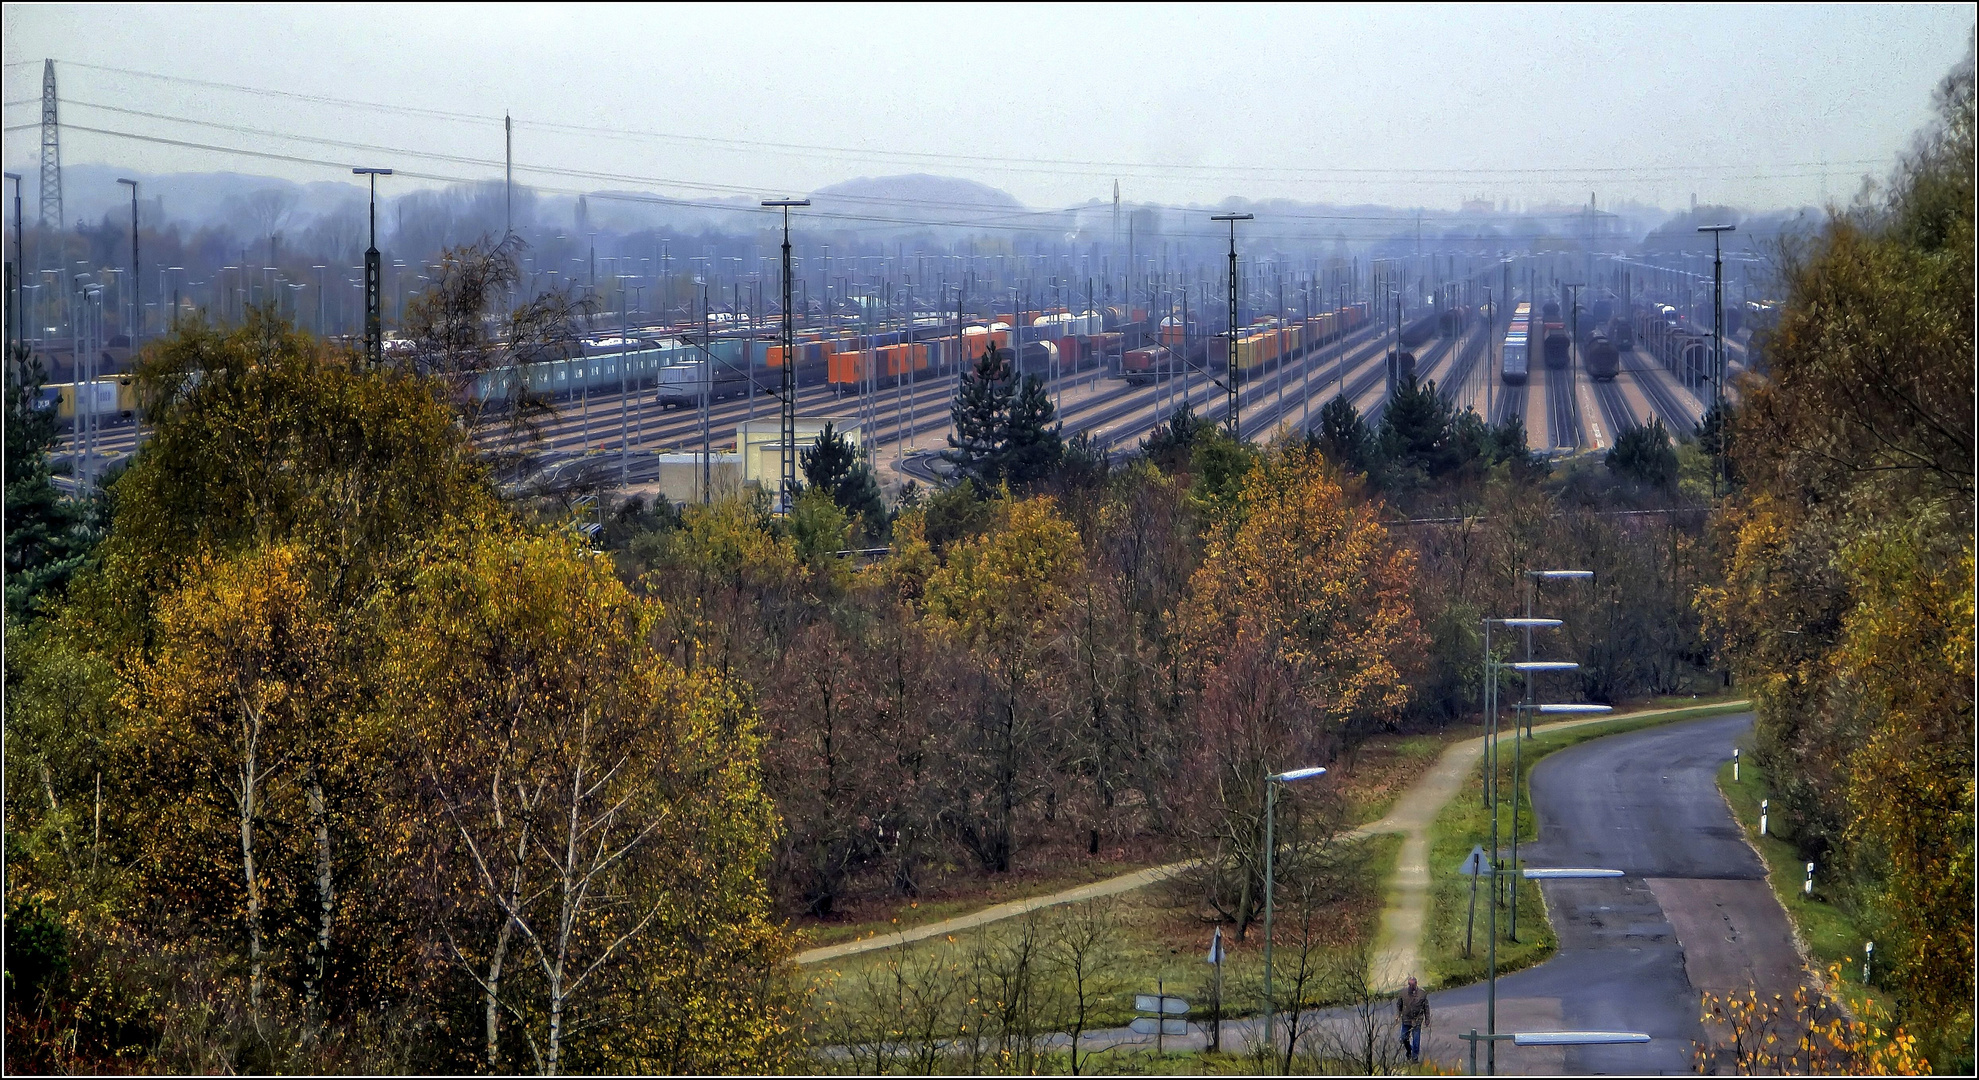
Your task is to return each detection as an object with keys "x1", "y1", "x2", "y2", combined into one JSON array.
[{"x1": 10, "y1": 58, "x2": 1887, "y2": 185}]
